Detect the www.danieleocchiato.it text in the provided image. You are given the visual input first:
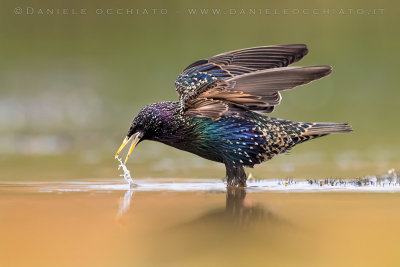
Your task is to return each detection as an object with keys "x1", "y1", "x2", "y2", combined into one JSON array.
[{"x1": 186, "y1": 8, "x2": 384, "y2": 15}]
